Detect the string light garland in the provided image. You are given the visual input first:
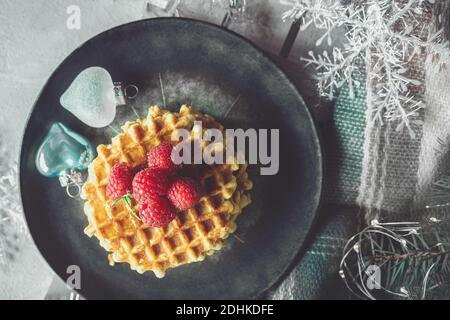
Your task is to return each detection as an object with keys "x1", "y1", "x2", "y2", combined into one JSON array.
[{"x1": 339, "y1": 216, "x2": 450, "y2": 300}]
